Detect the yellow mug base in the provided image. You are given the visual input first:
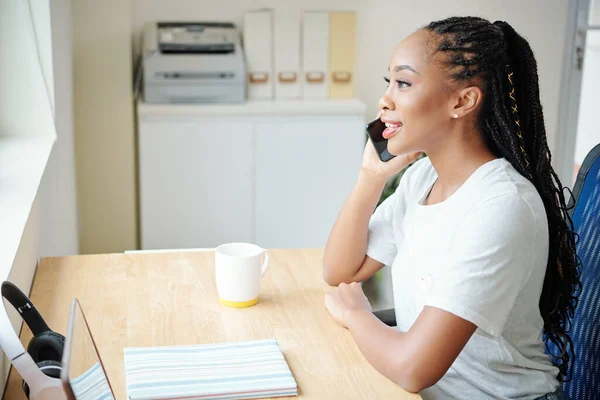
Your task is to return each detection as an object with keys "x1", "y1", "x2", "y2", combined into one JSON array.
[{"x1": 219, "y1": 297, "x2": 258, "y2": 308}]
